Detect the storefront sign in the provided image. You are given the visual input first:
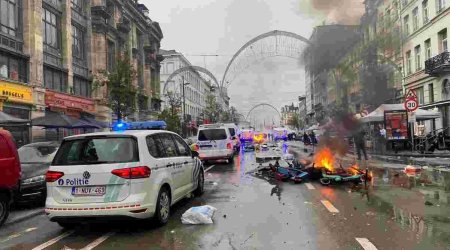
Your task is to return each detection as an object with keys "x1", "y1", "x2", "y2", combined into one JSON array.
[
  {"x1": 45, "y1": 90, "x2": 95, "y2": 113},
  {"x1": 0, "y1": 81, "x2": 33, "y2": 104}
]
